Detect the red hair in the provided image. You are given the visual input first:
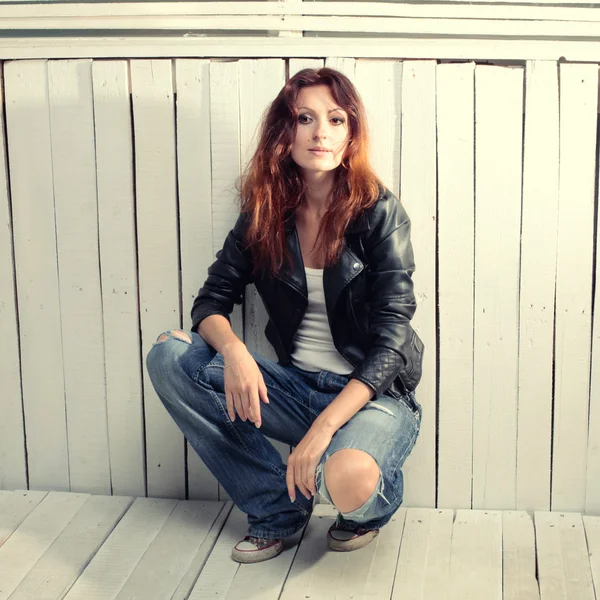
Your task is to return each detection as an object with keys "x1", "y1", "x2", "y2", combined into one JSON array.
[{"x1": 238, "y1": 68, "x2": 382, "y2": 276}]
